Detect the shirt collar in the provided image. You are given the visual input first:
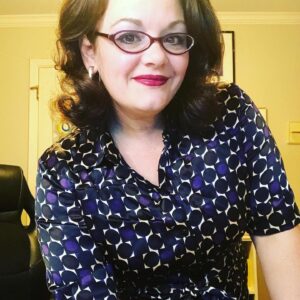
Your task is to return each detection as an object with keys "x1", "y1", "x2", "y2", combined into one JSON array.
[
  {"x1": 91, "y1": 127, "x2": 181, "y2": 167},
  {"x1": 96, "y1": 131, "x2": 121, "y2": 165}
]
